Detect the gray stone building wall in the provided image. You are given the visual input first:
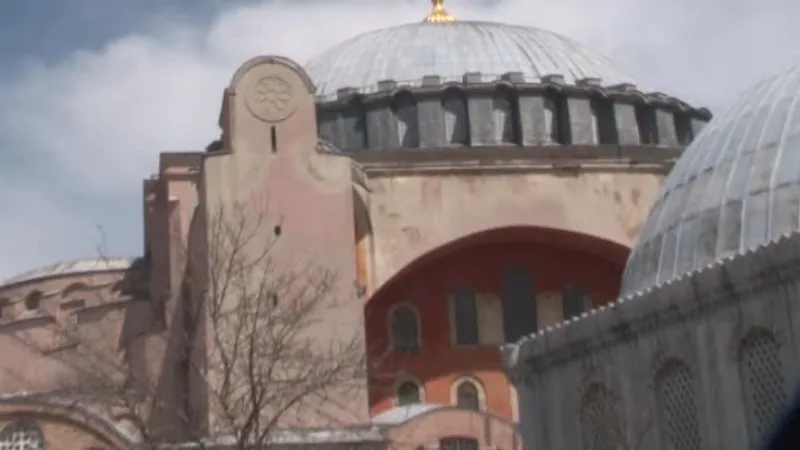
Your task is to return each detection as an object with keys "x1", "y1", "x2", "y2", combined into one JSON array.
[{"x1": 502, "y1": 232, "x2": 800, "y2": 450}]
